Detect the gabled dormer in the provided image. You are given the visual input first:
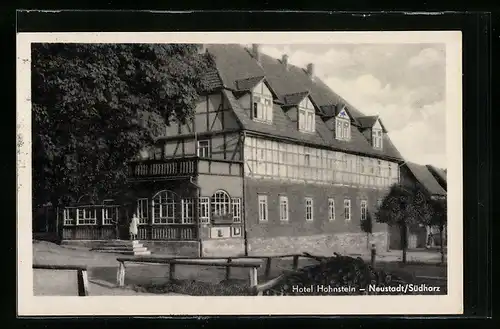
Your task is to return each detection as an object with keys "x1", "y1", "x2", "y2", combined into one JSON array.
[
  {"x1": 357, "y1": 115, "x2": 387, "y2": 150},
  {"x1": 234, "y1": 76, "x2": 278, "y2": 124},
  {"x1": 282, "y1": 92, "x2": 318, "y2": 134},
  {"x1": 335, "y1": 105, "x2": 352, "y2": 141}
]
